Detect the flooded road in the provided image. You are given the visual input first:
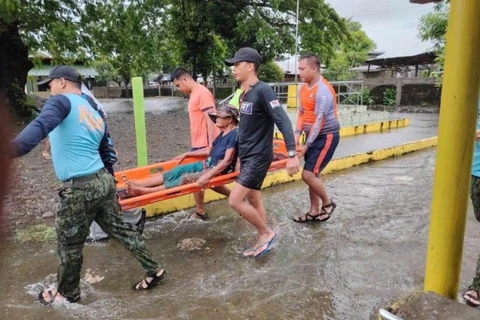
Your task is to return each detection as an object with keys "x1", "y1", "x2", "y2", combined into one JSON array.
[{"x1": 2, "y1": 148, "x2": 479, "y2": 319}]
